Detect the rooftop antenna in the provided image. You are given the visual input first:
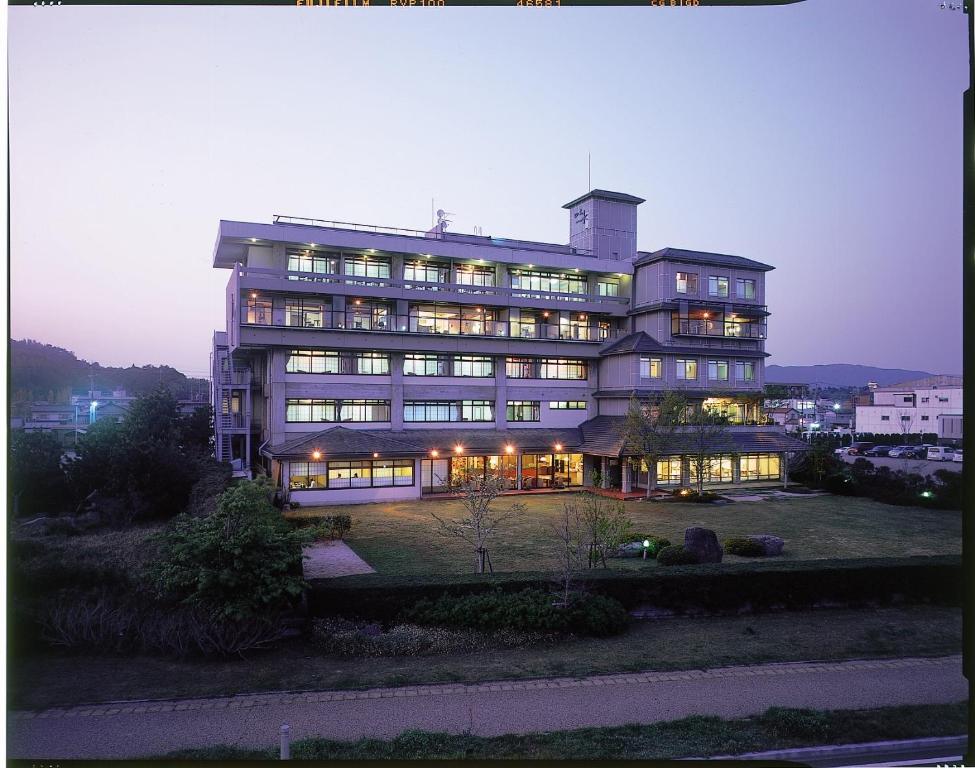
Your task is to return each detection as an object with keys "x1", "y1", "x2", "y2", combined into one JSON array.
[
  {"x1": 588, "y1": 153, "x2": 591, "y2": 191},
  {"x1": 436, "y1": 208, "x2": 453, "y2": 234}
]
